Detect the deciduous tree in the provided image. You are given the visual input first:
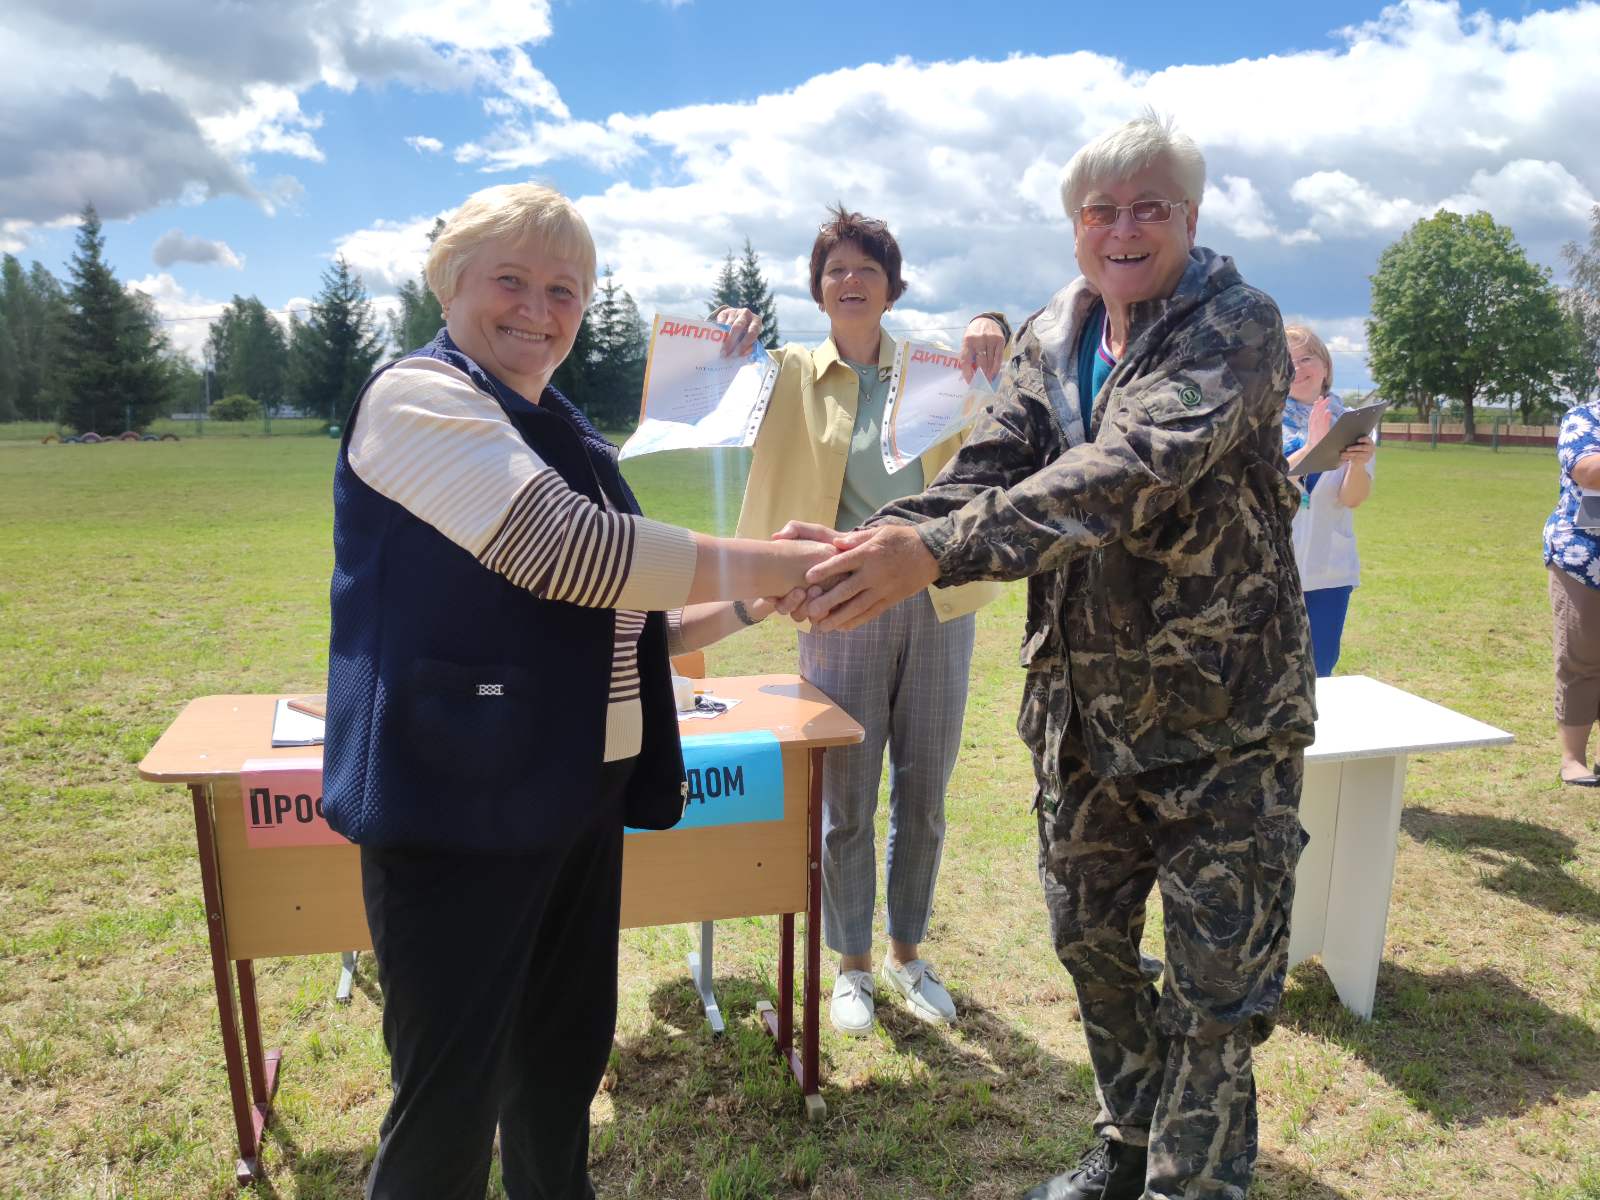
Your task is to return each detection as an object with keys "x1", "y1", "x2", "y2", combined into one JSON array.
[
  {"x1": 206, "y1": 296, "x2": 288, "y2": 413},
  {"x1": 1562, "y1": 203, "x2": 1600, "y2": 402},
  {"x1": 1367, "y1": 210, "x2": 1583, "y2": 437}
]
